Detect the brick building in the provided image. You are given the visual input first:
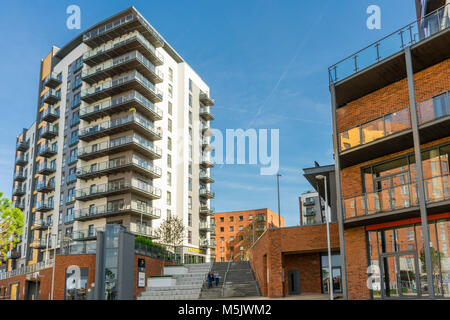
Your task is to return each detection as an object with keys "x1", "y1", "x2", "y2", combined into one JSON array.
[
  {"x1": 213, "y1": 209, "x2": 284, "y2": 262},
  {"x1": 329, "y1": 0, "x2": 450, "y2": 299}
]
